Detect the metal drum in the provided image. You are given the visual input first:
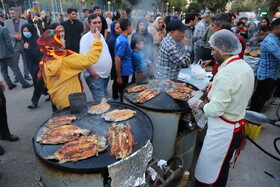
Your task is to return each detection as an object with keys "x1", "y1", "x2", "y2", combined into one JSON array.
[
  {"x1": 33, "y1": 102, "x2": 153, "y2": 186},
  {"x1": 124, "y1": 80, "x2": 198, "y2": 171}
]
